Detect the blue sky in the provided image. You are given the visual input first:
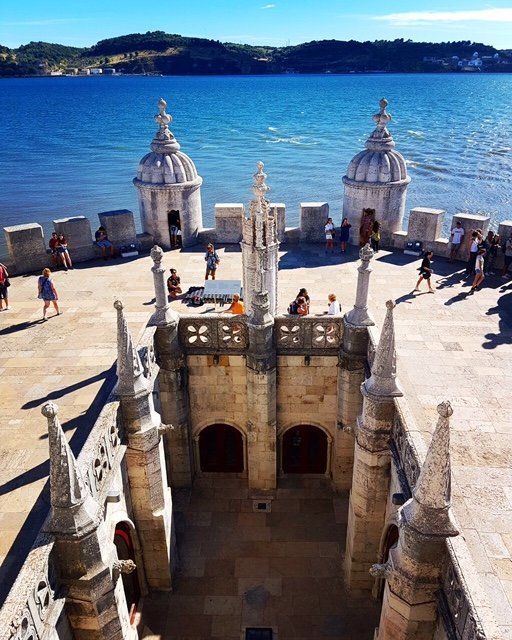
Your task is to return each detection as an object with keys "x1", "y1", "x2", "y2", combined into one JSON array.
[{"x1": 1, "y1": 0, "x2": 512, "y2": 49}]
